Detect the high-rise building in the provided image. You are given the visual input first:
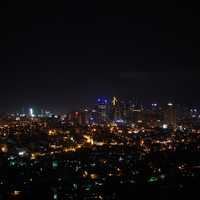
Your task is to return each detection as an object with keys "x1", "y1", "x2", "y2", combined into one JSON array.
[
  {"x1": 164, "y1": 103, "x2": 177, "y2": 129},
  {"x1": 67, "y1": 111, "x2": 81, "y2": 125},
  {"x1": 80, "y1": 109, "x2": 90, "y2": 125},
  {"x1": 144, "y1": 103, "x2": 163, "y2": 127},
  {"x1": 96, "y1": 98, "x2": 109, "y2": 124},
  {"x1": 110, "y1": 96, "x2": 121, "y2": 121},
  {"x1": 126, "y1": 102, "x2": 144, "y2": 123}
]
